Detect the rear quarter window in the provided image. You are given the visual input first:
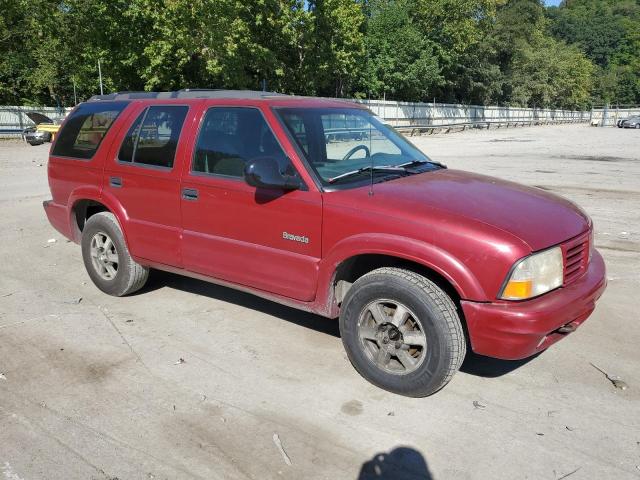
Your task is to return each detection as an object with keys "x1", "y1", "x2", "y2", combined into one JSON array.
[{"x1": 52, "y1": 101, "x2": 129, "y2": 159}]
